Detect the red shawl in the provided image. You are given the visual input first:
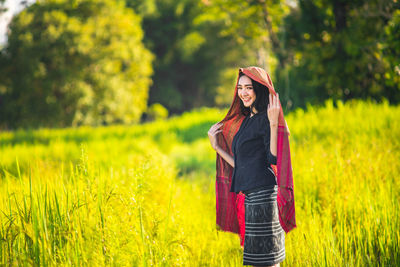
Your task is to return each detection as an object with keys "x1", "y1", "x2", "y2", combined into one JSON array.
[{"x1": 215, "y1": 66, "x2": 296, "y2": 247}]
